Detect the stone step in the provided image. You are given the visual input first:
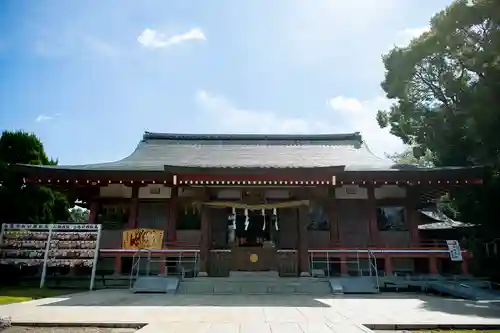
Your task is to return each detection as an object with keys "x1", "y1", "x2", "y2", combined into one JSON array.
[
  {"x1": 178, "y1": 277, "x2": 332, "y2": 295},
  {"x1": 132, "y1": 276, "x2": 179, "y2": 294},
  {"x1": 329, "y1": 277, "x2": 379, "y2": 294},
  {"x1": 229, "y1": 271, "x2": 280, "y2": 279}
]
